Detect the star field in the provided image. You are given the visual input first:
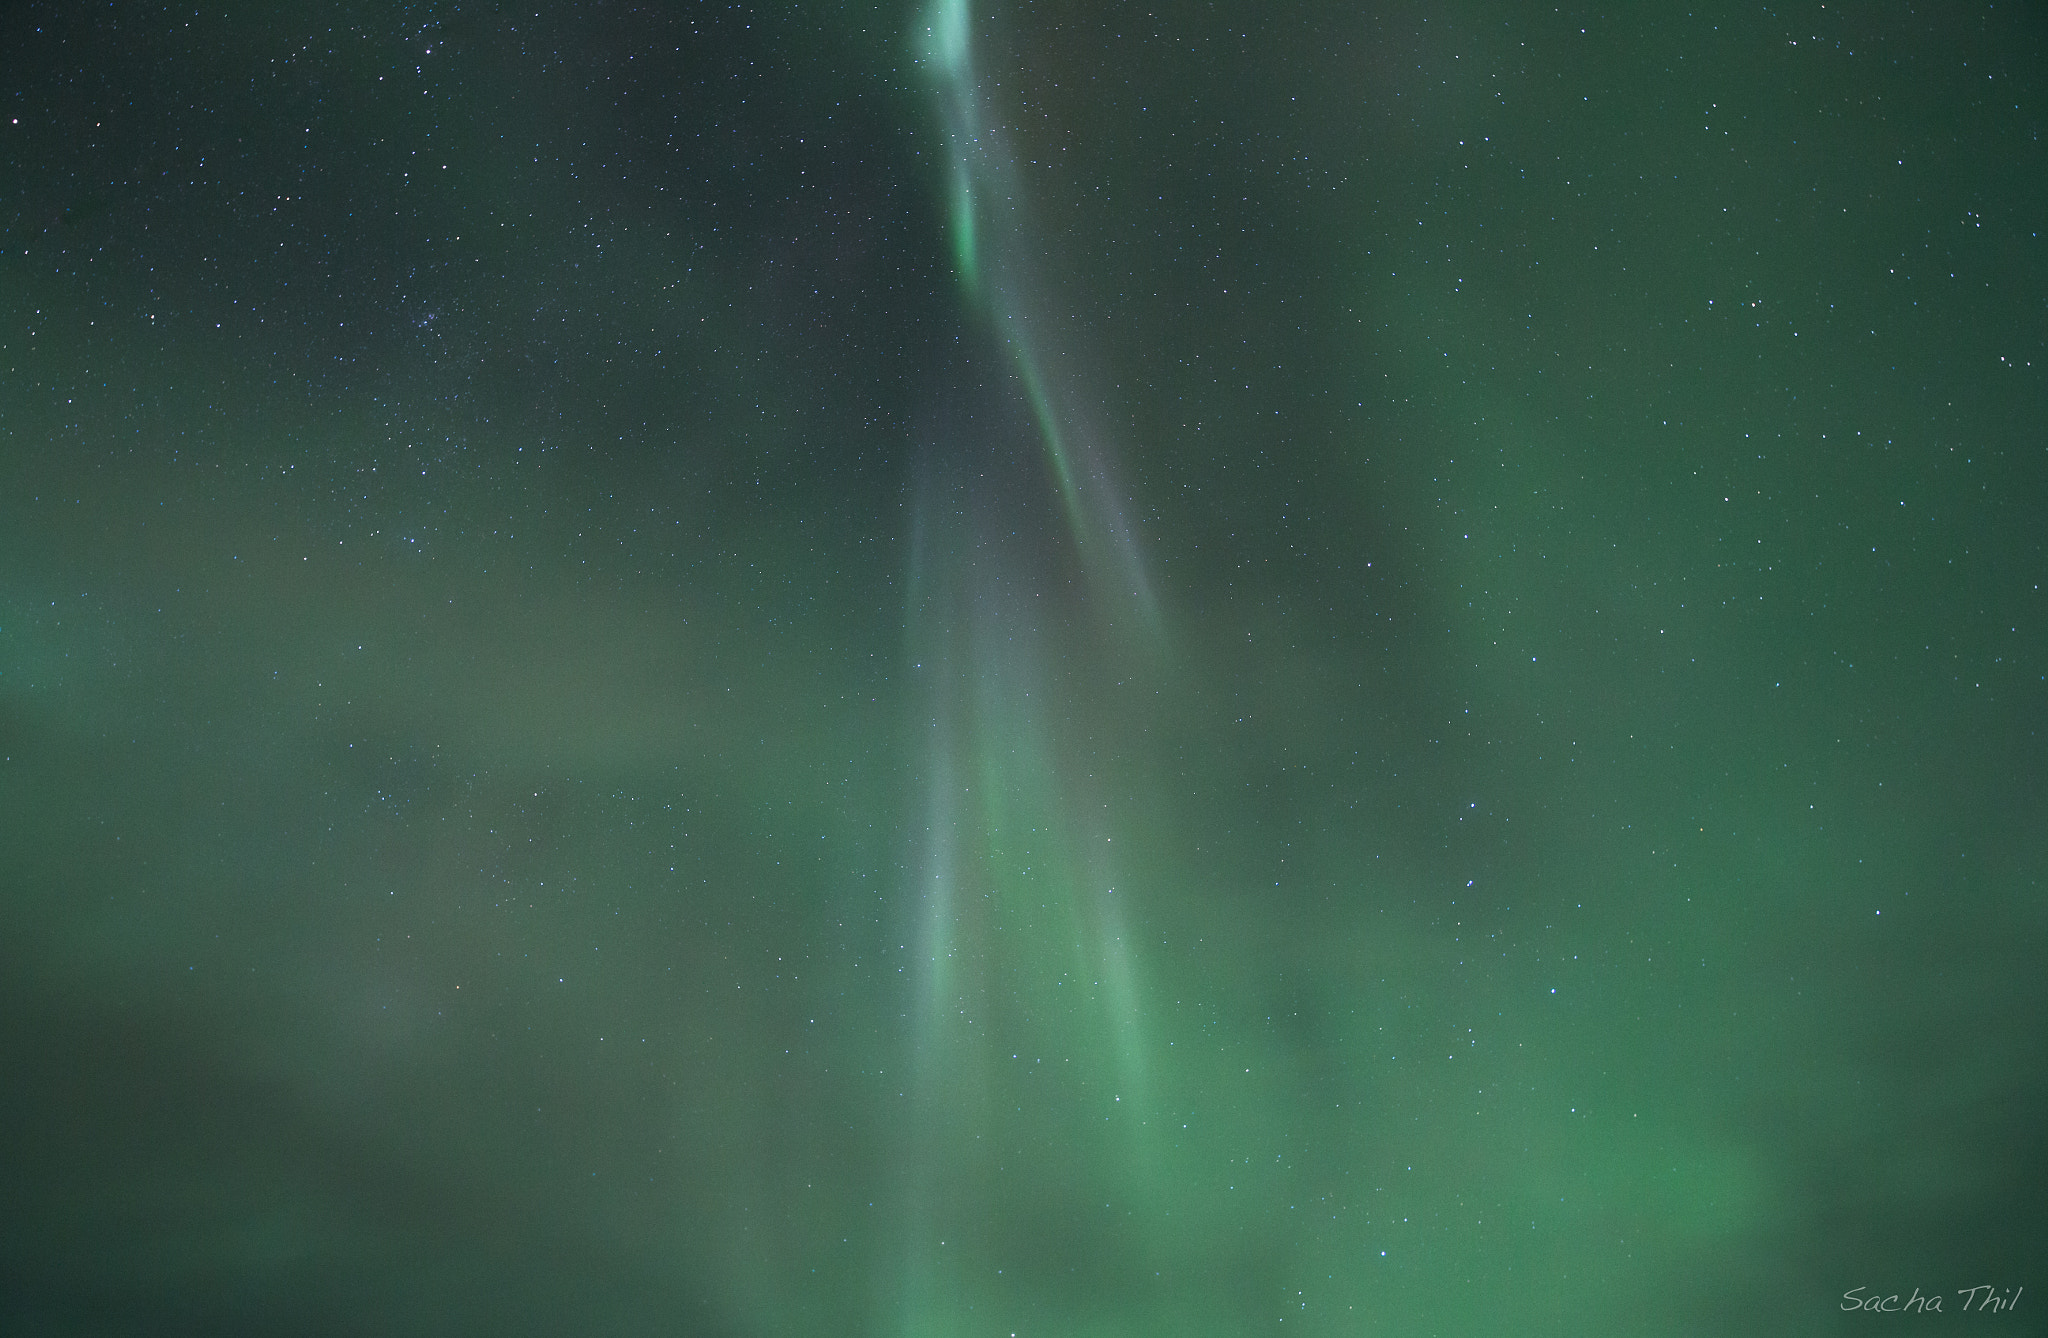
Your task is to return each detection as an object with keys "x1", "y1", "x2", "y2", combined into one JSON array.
[{"x1": 2, "y1": 3, "x2": 2044, "y2": 1335}]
